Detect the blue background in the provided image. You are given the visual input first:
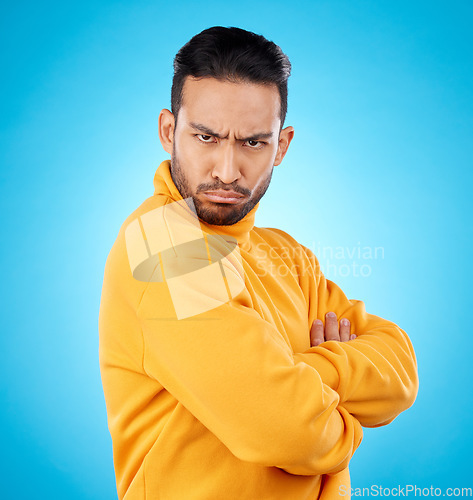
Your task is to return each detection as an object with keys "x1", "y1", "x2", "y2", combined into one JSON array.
[{"x1": 1, "y1": 1, "x2": 472, "y2": 497}]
